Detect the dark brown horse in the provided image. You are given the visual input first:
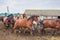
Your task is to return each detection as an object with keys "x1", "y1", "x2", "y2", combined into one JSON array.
[
  {"x1": 0, "y1": 16, "x2": 4, "y2": 22},
  {"x1": 3, "y1": 14, "x2": 15, "y2": 30}
]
